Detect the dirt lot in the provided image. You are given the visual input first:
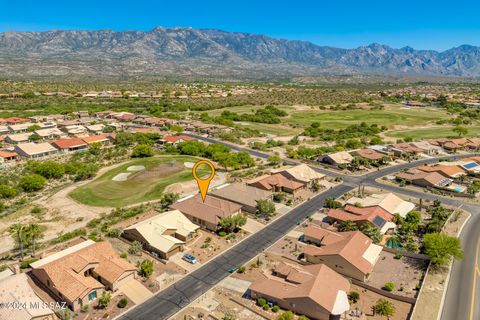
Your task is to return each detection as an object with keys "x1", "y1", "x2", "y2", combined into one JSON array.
[
  {"x1": 349, "y1": 284, "x2": 413, "y2": 320},
  {"x1": 267, "y1": 236, "x2": 306, "y2": 260},
  {"x1": 186, "y1": 229, "x2": 249, "y2": 264},
  {"x1": 366, "y1": 251, "x2": 428, "y2": 298}
]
